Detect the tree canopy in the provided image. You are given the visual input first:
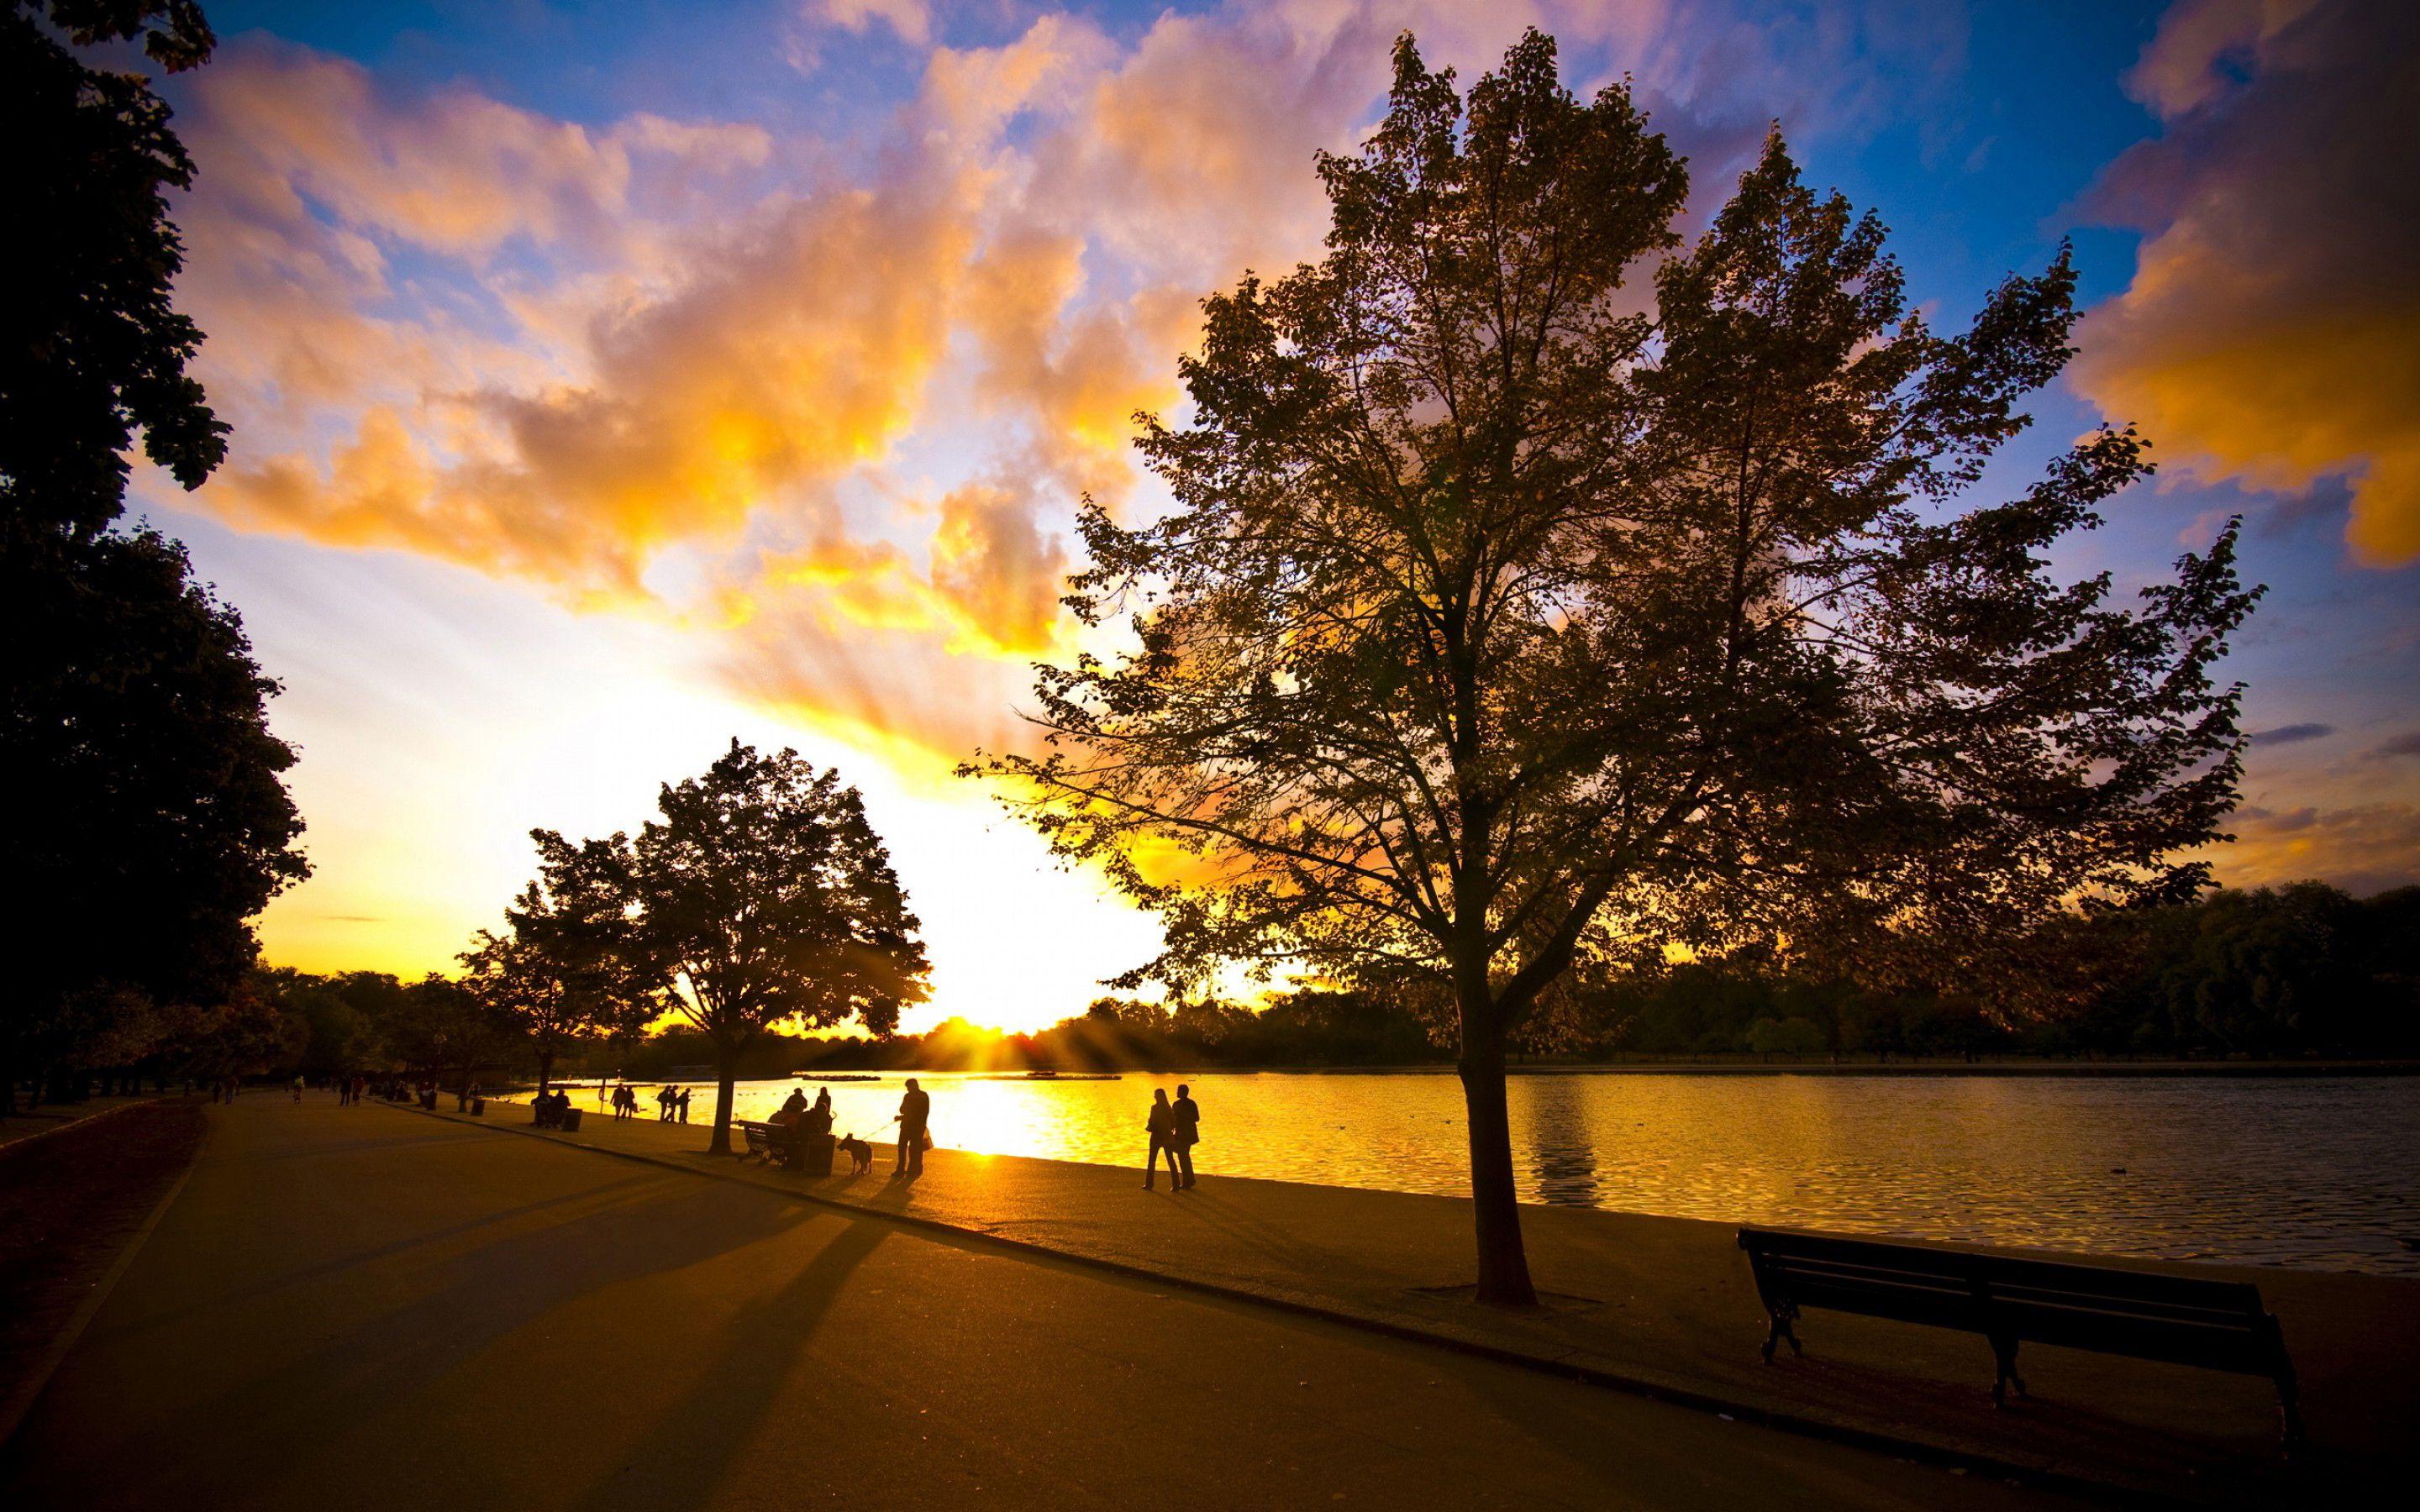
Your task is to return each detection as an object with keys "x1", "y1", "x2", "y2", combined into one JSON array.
[
  {"x1": 2, "y1": 0, "x2": 225, "y2": 543},
  {"x1": 1, "y1": 1, "x2": 308, "y2": 1110},
  {"x1": 3, "y1": 526, "x2": 307, "y2": 1103},
  {"x1": 981, "y1": 29, "x2": 2258, "y2": 1301},
  {"x1": 614, "y1": 741, "x2": 929, "y2": 1152},
  {"x1": 464, "y1": 832, "x2": 658, "y2": 1091}
]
